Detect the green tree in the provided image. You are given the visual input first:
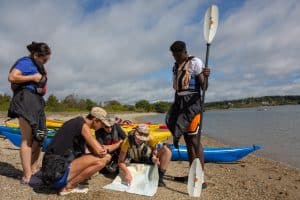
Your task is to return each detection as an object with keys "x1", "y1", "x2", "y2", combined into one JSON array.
[
  {"x1": 152, "y1": 101, "x2": 171, "y2": 113},
  {"x1": 0, "y1": 94, "x2": 11, "y2": 111},
  {"x1": 86, "y1": 99, "x2": 97, "y2": 110},
  {"x1": 135, "y1": 100, "x2": 151, "y2": 112}
]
